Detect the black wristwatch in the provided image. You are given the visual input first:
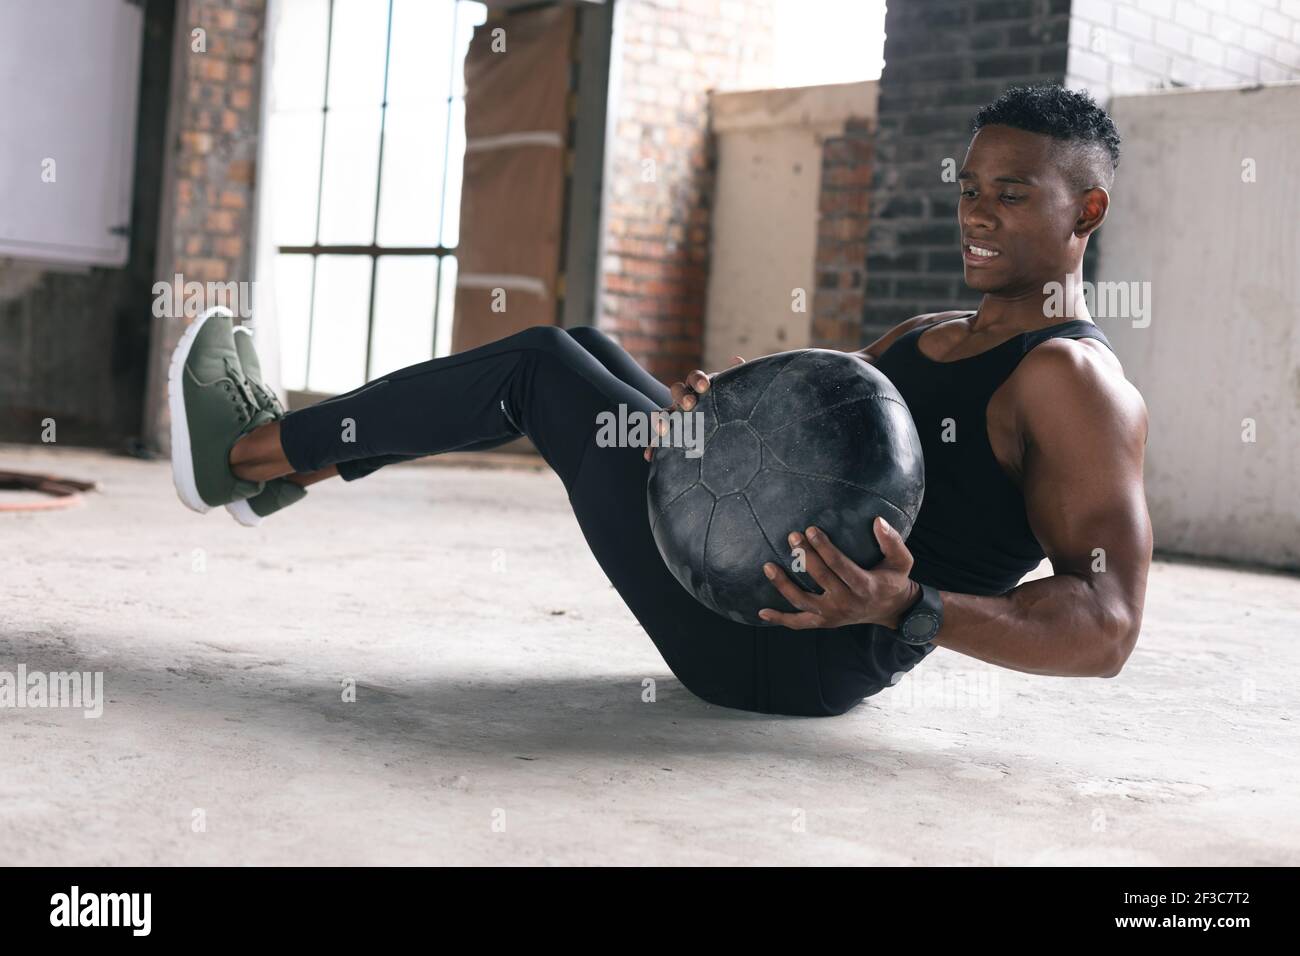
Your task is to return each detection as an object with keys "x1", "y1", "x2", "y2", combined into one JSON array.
[{"x1": 894, "y1": 581, "x2": 943, "y2": 645}]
